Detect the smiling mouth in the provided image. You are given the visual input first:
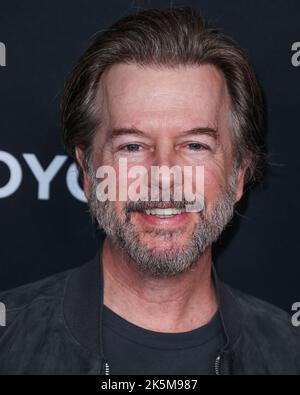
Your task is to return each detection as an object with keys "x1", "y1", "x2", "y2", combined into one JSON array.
[{"x1": 143, "y1": 208, "x2": 186, "y2": 218}]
